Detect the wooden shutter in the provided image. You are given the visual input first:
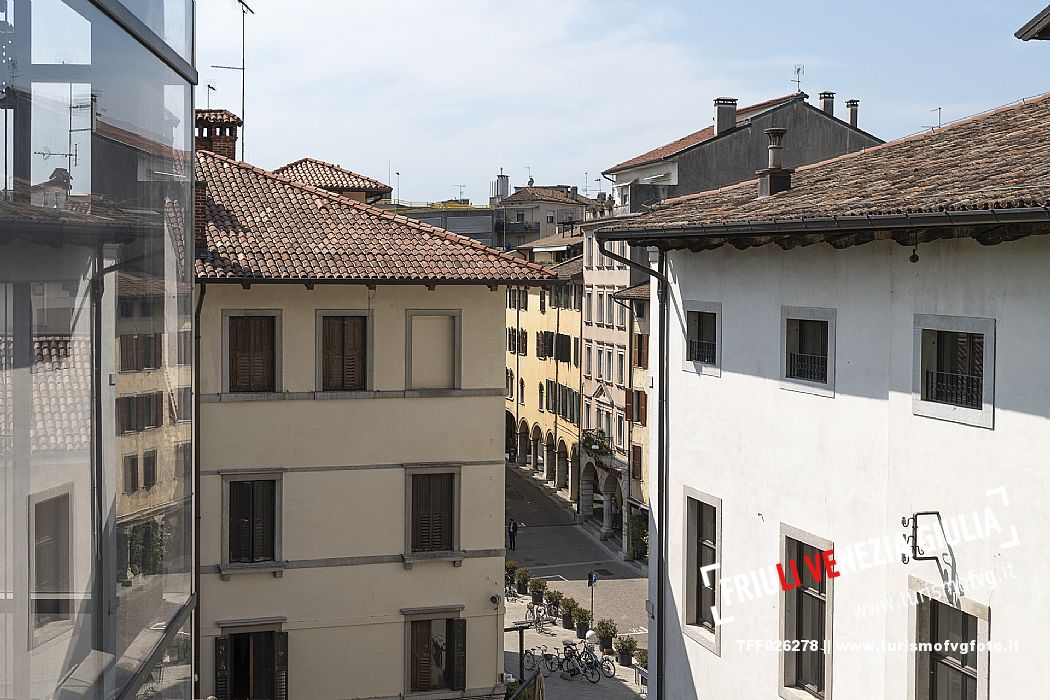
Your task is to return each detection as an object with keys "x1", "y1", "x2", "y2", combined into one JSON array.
[
  {"x1": 625, "y1": 389, "x2": 634, "y2": 422},
  {"x1": 324, "y1": 316, "x2": 366, "y2": 391},
  {"x1": 639, "y1": 391, "x2": 648, "y2": 426},
  {"x1": 639, "y1": 334, "x2": 649, "y2": 369},
  {"x1": 536, "y1": 332, "x2": 543, "y2": 358},
  {"x1": 632, "y1": 445, "x2": 643, "y2": 479},
  {"x1": 411, "y1": 620, "x2": 431, "y2": 691},
  {"x1": 250, "y1": 317, "x2": 275, "y2": 391},
  {"x1": 229, "y1": 317, "x2": 249, "y2": 392},
  {"x1": 119, "y1": 335, "x2": 135, "y2": 371},
  {"x1": 253, "y1": 480, "x2": 276, "y2": 561},
  {"x1": 452, "y1": 618, "x2": 467, "y2": 691},
  {"x1": 274, "y1": 631, "x2": 289, "y2": 700},
  {"x1": 433, "y1": 474, "x2": 453, "y2": 550},
  {"x1": 214, "y1": 636, "x2": 231, "y2": 700},
  {"x1": 412, "y1": 474, "x2": 432, "y2": 551},
  {"x1": 228, "y1": 481, "x2": 254, "y2": 563},
  {"x1": 323, "y1": 316, "x2": 344, "y2": 390},
  {"x1": 520, "y1": 329, "x2": 527, "y2": 357}
]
